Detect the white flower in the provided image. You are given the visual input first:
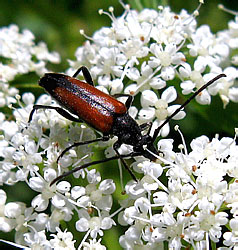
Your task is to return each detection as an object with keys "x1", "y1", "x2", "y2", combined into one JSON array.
[
  {"x1": 24, "y1": 230, "x2": 51, "y2": 249},
  {"x1": 149, "y1": 43, "x2": 185, "y2": 80},
  {"x1": 29, "y1": 169, "x2": 65, "y2": 211},
  {"x1": 150, "y1": 212, "x2": 186, "y2": 248},
  {"x1": 225, "y1": 182, "x2": 238, "y2": 216},
  {"x1": 157, "y1": 139, "x2": 175, "y2": 161},
  {"x1": 188, "y1": 25, "x2": 228, "y2": 65},
  {"x1": 82, "y1": 238, "x2": 106, "y2": 250},
  {"x1": 50, "y1": 227, "x2": 76, "y2": 250},
  {"x1": 223, "y1": 217, "x2": 238, "y2": 247},
  {"x1": 0, "y1": 190, "x2": 15, "y2": 232},
  {"x1": 0, "y1": 119, "x2": 19, "y2": 140},
  {"x1": 0, "y1": 24, "x2": 60, "y2": 81},
  {"x1": 0, "y1": 82, "x2": 18, "y2": 107},
  {"x1": 75, "y1": 209, "x2": 115, "y2": 238},
  {"x1": 139, "y1": 85, "x2": 185, "y2": 136},
  {"x1": 188, "y1": 203, "x2": 228, "y2": 243}
]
